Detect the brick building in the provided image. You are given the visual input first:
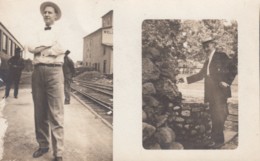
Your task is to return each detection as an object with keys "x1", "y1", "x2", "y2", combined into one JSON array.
[{"x1": 83, "y1": 10, "x2": 113, "y2": 74}]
